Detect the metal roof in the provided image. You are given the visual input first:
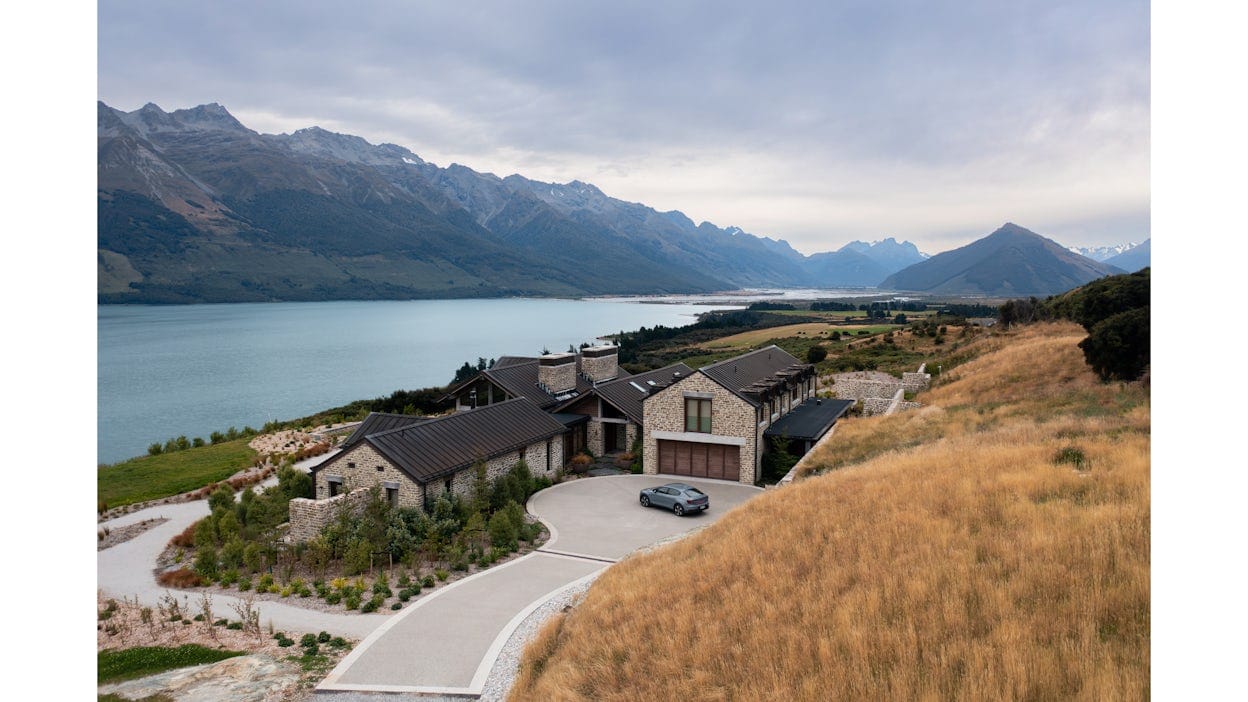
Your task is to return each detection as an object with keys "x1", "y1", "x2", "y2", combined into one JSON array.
[
  {"x1": 700, "y1": 345, "x2": 813, "y2": 407},
  {"x1": 589, "y1": 363, "x2": 695, "y2": 424},
  {"x1": 362, "y1": 397, "x2": 567, "y2": 484},
  {"x1": 764, "y1": 398, "x2": 855, "y2": 442},
  {"x1": 340, "y1": 412, "x2": 429, "y2": 449}
]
